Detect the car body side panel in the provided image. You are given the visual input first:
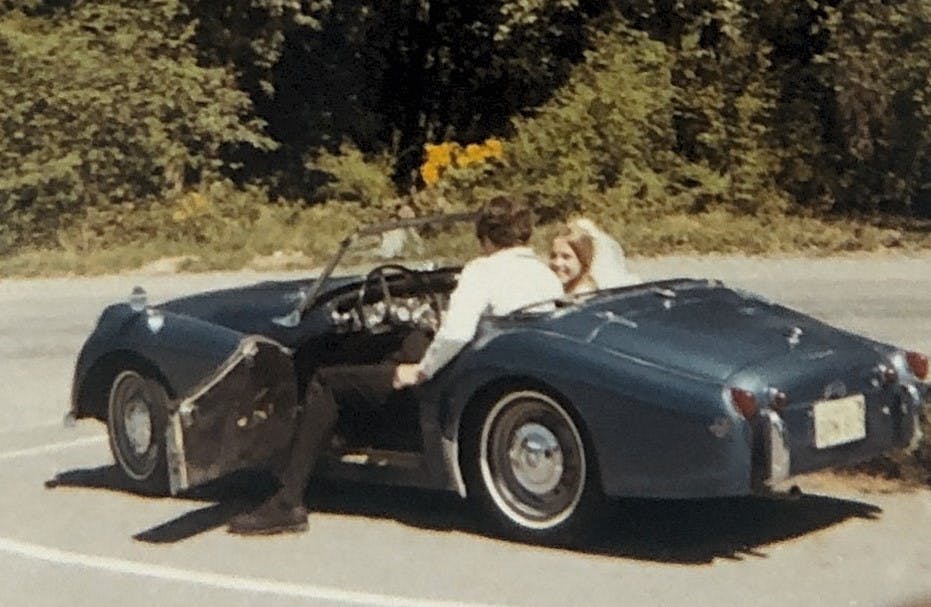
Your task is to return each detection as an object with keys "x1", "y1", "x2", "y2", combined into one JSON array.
[
  {"x1": 427, "y1": 328, "x2": 754, "y2": 500},
  {"x1": 71, "y1": 273, "x2": 929, "y2": 502}
]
